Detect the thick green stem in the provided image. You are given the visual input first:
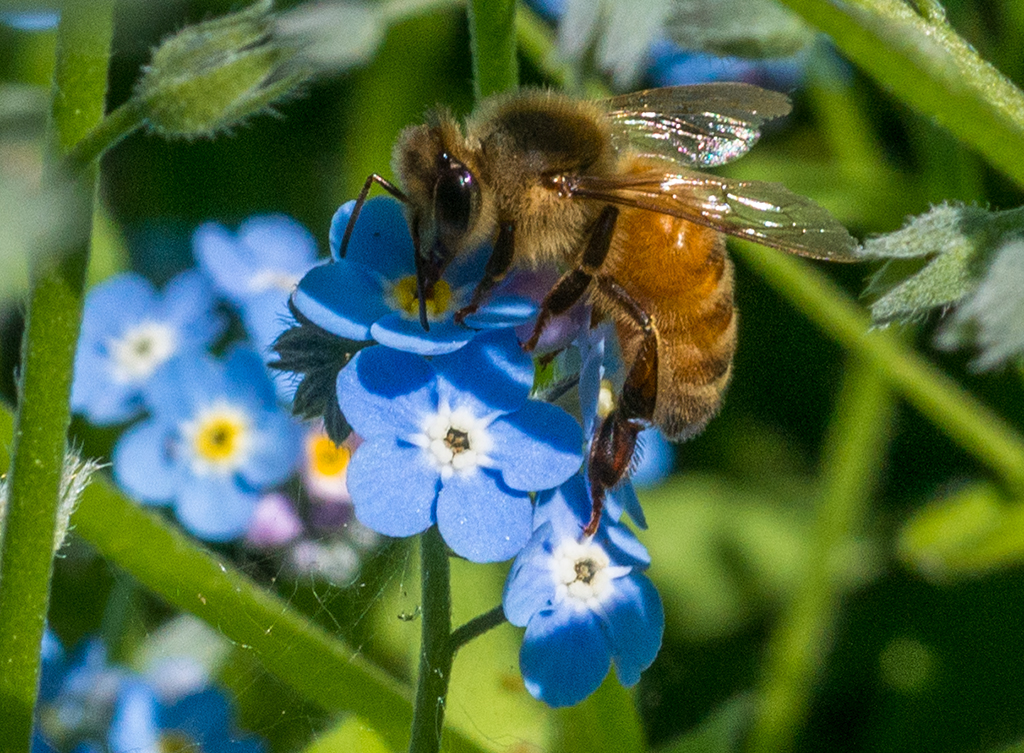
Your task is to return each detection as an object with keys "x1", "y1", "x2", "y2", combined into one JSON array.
[
  {"x1": 467, "y1": 0, "x2": 519, "y2": 100},
  {"x1": 747, "y1": 359, "x2": 894, "y2": 753},
  {"x1": 0, "y1": 5, "x2": 114, "y2": 752},
  {"x1": 408, "y1": 527, "x2": 454, "y2": 753},
  {"x1": 732, "y1": 241, "x2": 1024, "y2": 494}
]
